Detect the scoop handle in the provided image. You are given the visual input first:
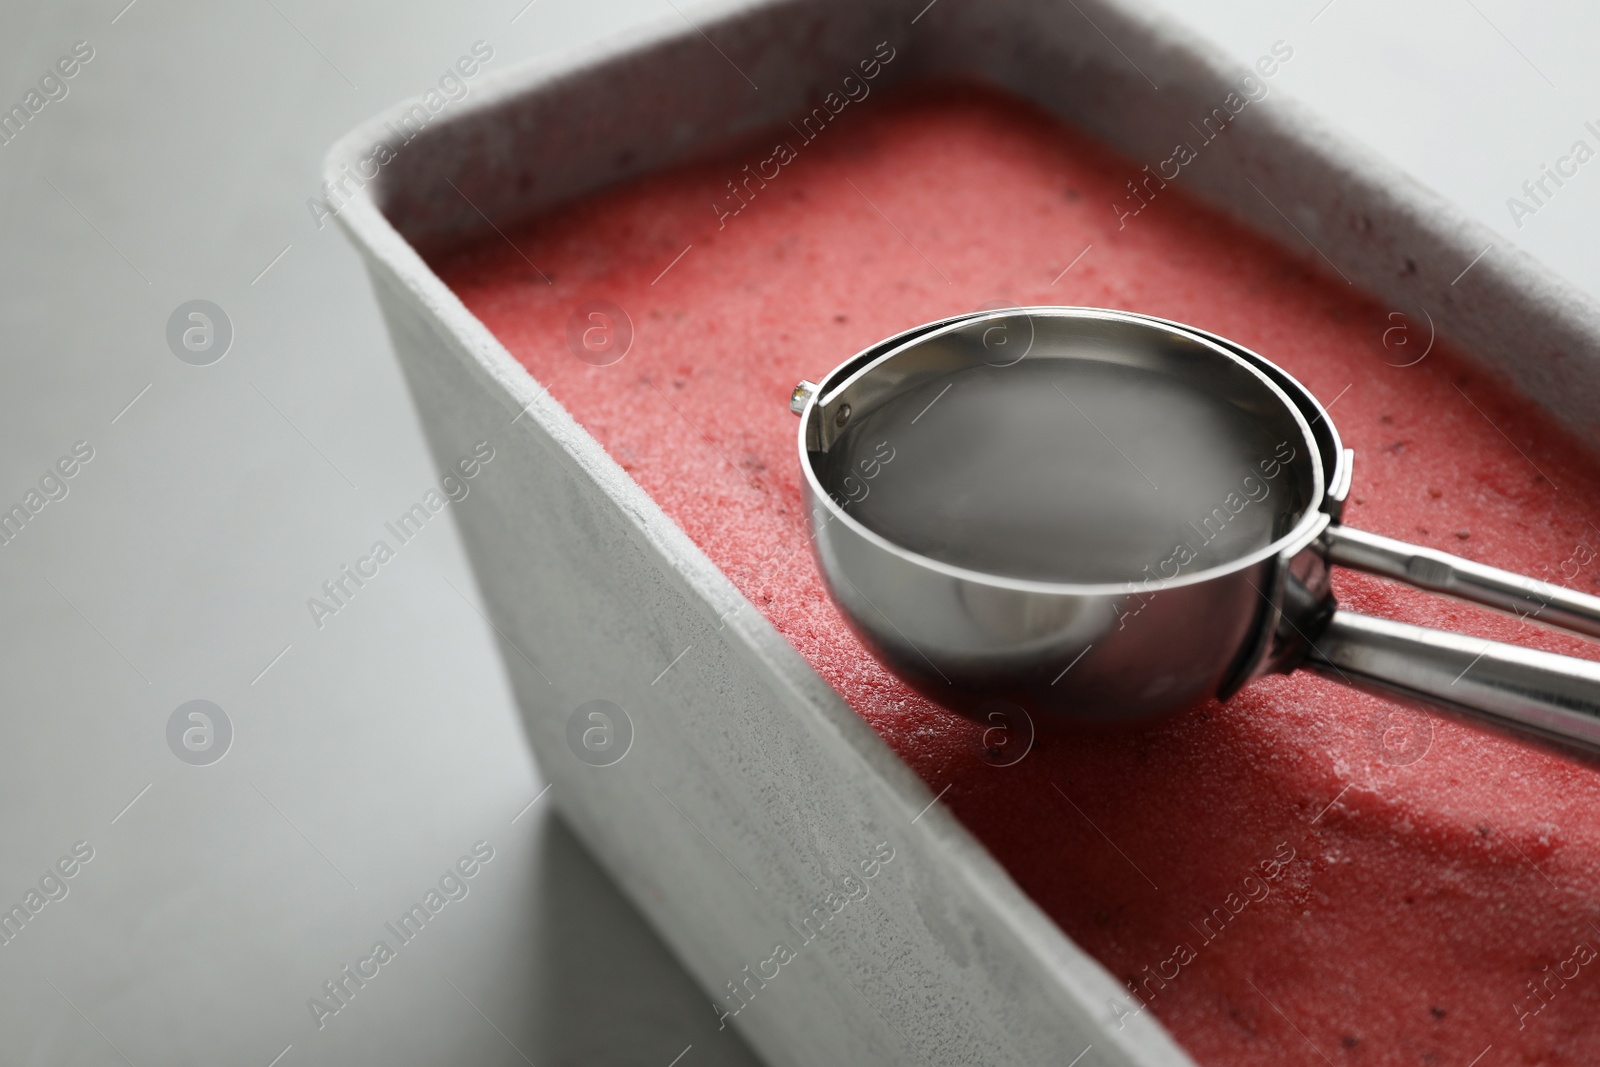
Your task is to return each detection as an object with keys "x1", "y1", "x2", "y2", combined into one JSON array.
[
  {"x1": 1323, "y1": 524, "x2": 1600, "y2": 640},
  {"x1": 1303, "y1": 610, "x2": 1600, "y2": 755}
]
